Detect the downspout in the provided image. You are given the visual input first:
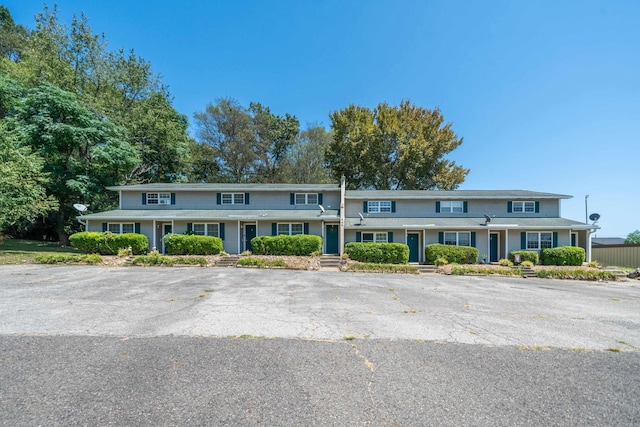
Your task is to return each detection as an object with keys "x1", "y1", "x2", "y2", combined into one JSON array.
[{"x1": 339, "y1": 176, "x2": 345, "y2": 255}]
